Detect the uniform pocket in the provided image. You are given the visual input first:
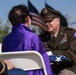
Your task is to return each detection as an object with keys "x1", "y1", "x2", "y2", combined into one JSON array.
[{"x1": 58, "y1": 42, "x2": 69, "y2": 50}]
